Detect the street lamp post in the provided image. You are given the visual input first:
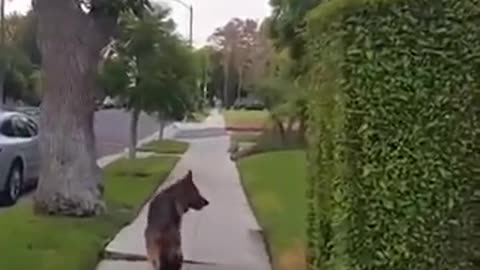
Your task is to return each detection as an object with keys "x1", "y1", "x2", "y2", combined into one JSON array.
[{"x1": 170, "y1": 0, "x2": 193, "y2": 46}]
